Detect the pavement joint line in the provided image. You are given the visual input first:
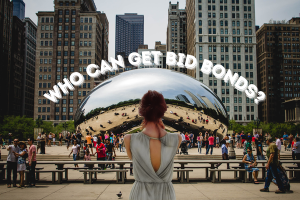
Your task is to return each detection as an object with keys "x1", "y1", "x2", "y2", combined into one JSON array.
[
  {"x1": 190, "y1": 183, "x2": 211, "y2": 200},
  {"x1": 0, "y1": 187, "x2": 19, "y2": 195},
  {"x1": 95, "y1": 180, "x2": 112, "y2": 200},
  {"x1": 40, "y1": 183, "x2": 69, "y2": 200}
]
